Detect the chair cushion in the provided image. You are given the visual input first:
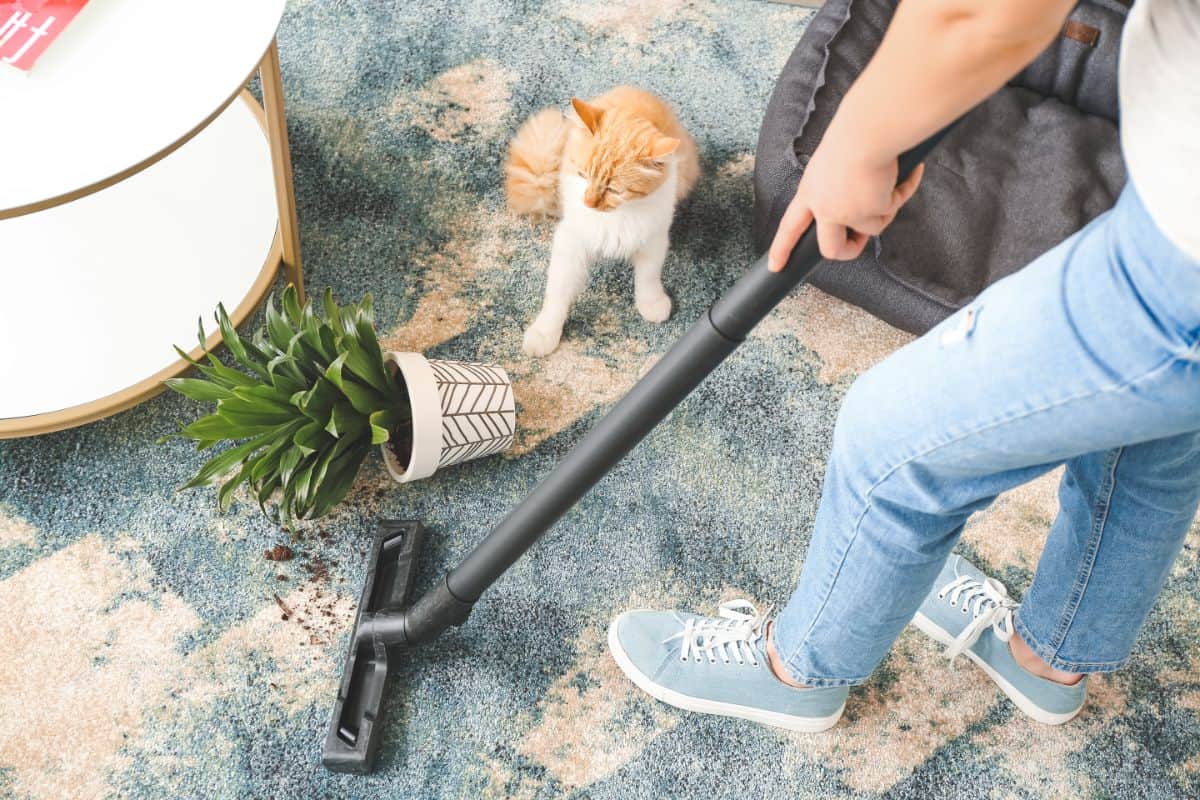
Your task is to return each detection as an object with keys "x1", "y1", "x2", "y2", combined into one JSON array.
[{"x1": 753, "y1": 0, "x2": 1129, "y2": 334}]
